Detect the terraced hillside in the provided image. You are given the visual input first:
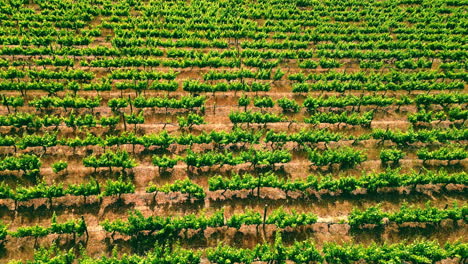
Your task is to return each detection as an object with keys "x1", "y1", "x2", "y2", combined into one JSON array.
[{"x1": 0, "y1": 0, "x2": 467, "y2": 262}]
